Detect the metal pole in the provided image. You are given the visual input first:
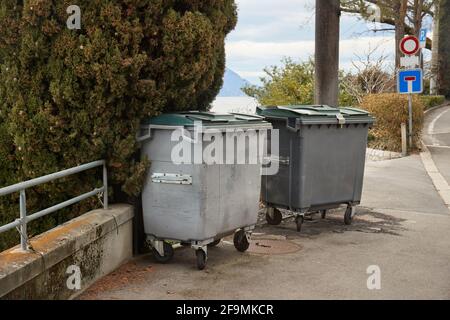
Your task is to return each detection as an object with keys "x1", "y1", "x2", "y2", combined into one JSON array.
[
  {"x1": 401, "y1": 123, "x2": 408, "y2": 156},
  {"x1": 408, "y1": 94, "x2": 413, "y2": 148},
  {"x1": 19, "y1": 189, "x2": 28, "y2": 251},
  {"x1": 103, "y1": 164, "x2": 108, "y2": 210}
]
